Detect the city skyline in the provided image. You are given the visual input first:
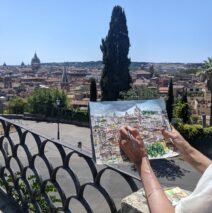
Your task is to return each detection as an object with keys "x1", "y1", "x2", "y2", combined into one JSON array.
[{"x1": 0, "y1": 0, "x2": 212, "y2": 65}]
